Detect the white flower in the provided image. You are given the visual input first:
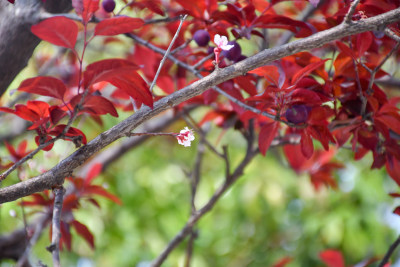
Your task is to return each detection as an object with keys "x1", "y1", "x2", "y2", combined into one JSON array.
[
  {"x1": 214, "y1": 34, "x2": 234, "y2": 51},
  {"x1": 176, "y1": 127, "x2": 195, "y2": 147}
]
